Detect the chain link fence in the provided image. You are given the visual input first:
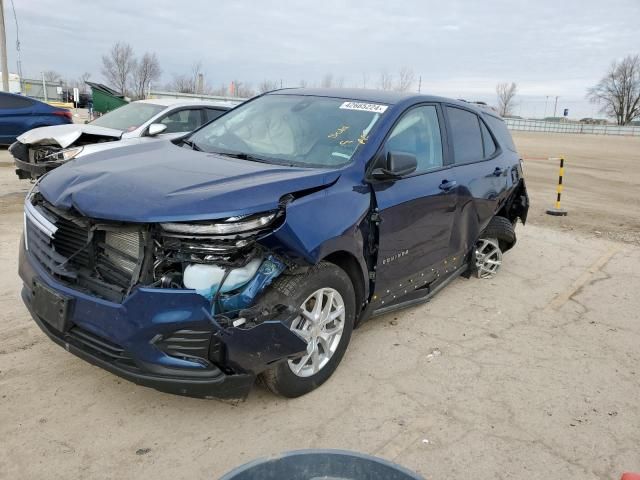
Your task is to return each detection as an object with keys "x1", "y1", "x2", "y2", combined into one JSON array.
[{"x1": 505, "y1": 118, "x2": 640, "y2": 136}]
